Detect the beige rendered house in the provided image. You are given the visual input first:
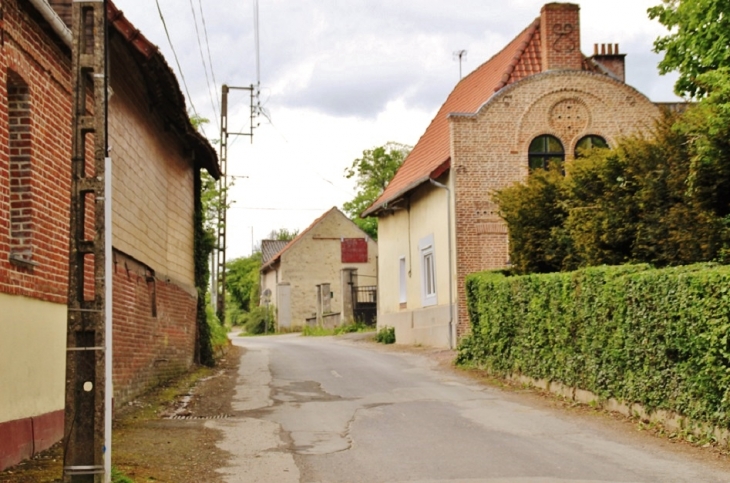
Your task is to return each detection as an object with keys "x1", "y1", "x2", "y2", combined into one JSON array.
[
  {"x1": 261, "y1": 207, "x2": 377, "y2": 329},
  {"x1": 363, "y1": 2, "x2": 664, "y2": 349}
]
